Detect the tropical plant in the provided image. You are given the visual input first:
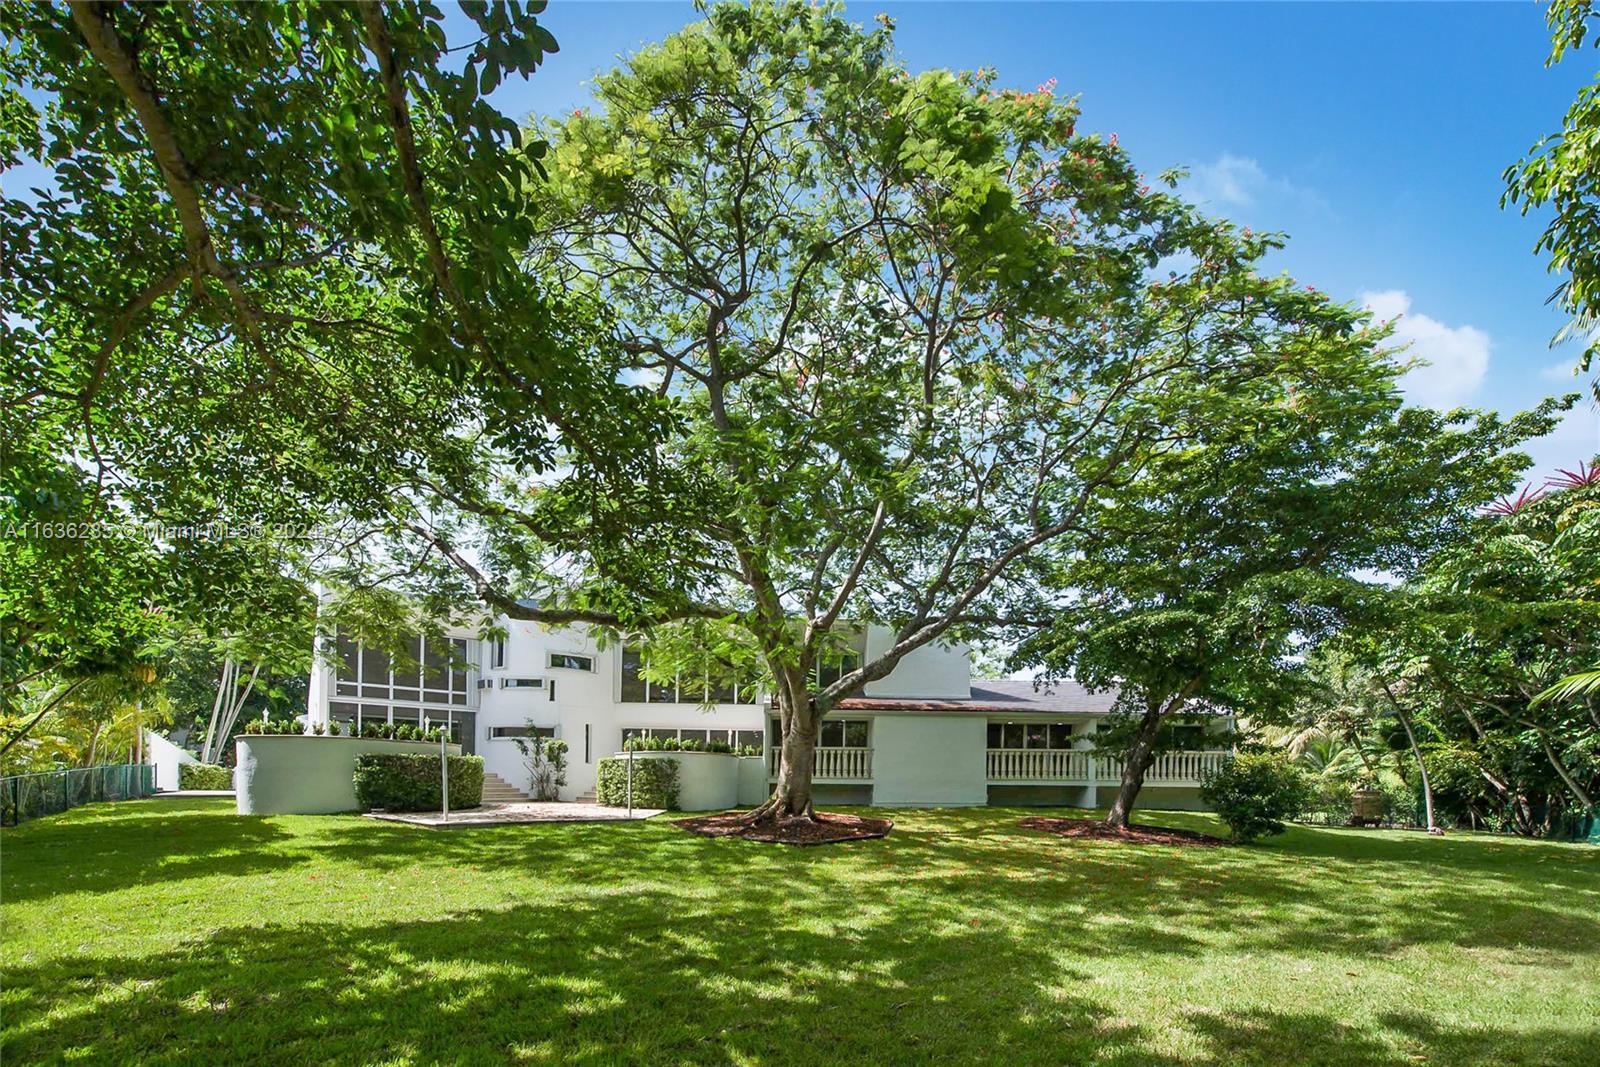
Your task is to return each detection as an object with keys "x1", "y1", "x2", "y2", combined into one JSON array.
[
  {"x1": 1504, "y1": 0, "x2": 1600, "y2": 399},
  {"x1": 1200, "y1": 751, "x2": 1312, "y2": 843},
  {"x1": 514, "y1": 733, "x2": 568, "y2": 801}
]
